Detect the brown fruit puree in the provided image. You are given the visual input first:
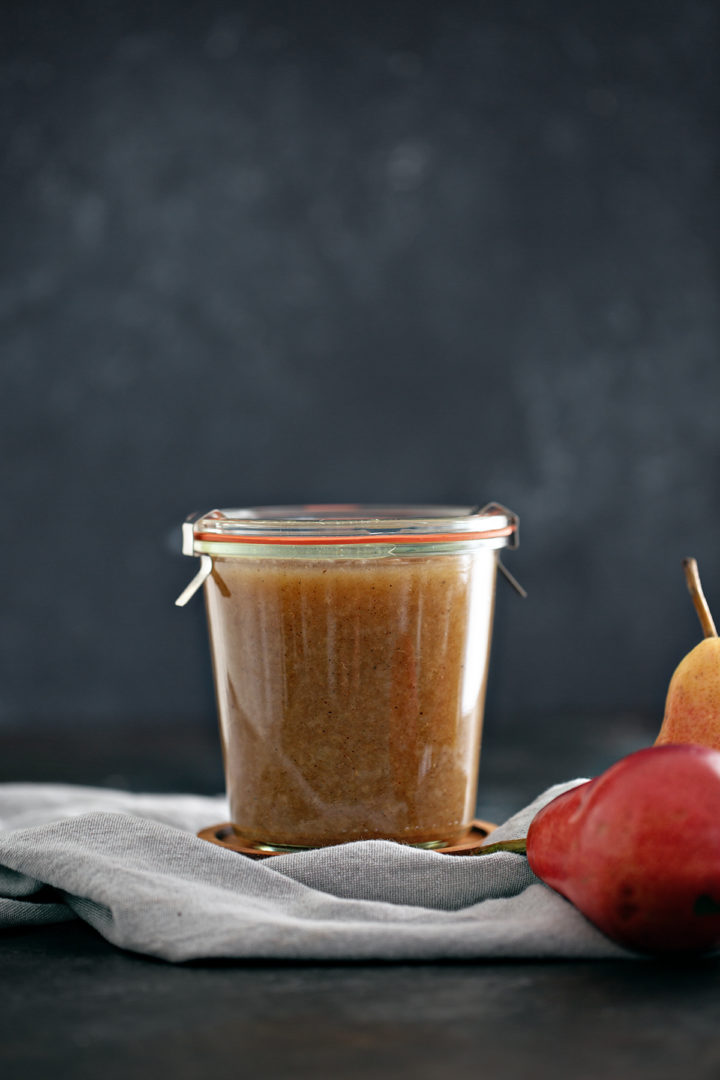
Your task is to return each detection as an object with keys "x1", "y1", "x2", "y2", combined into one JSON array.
[{"x1": 204, "y1": 552, "x2": 496, "y2": 848}]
